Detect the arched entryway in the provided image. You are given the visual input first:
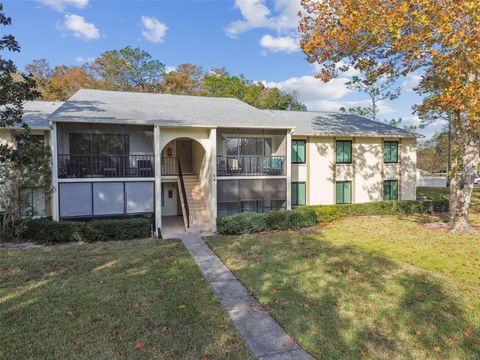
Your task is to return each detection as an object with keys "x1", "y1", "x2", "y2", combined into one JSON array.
[{"x1": 160, "y1": 137, "x2": 211, "y2": 237}]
